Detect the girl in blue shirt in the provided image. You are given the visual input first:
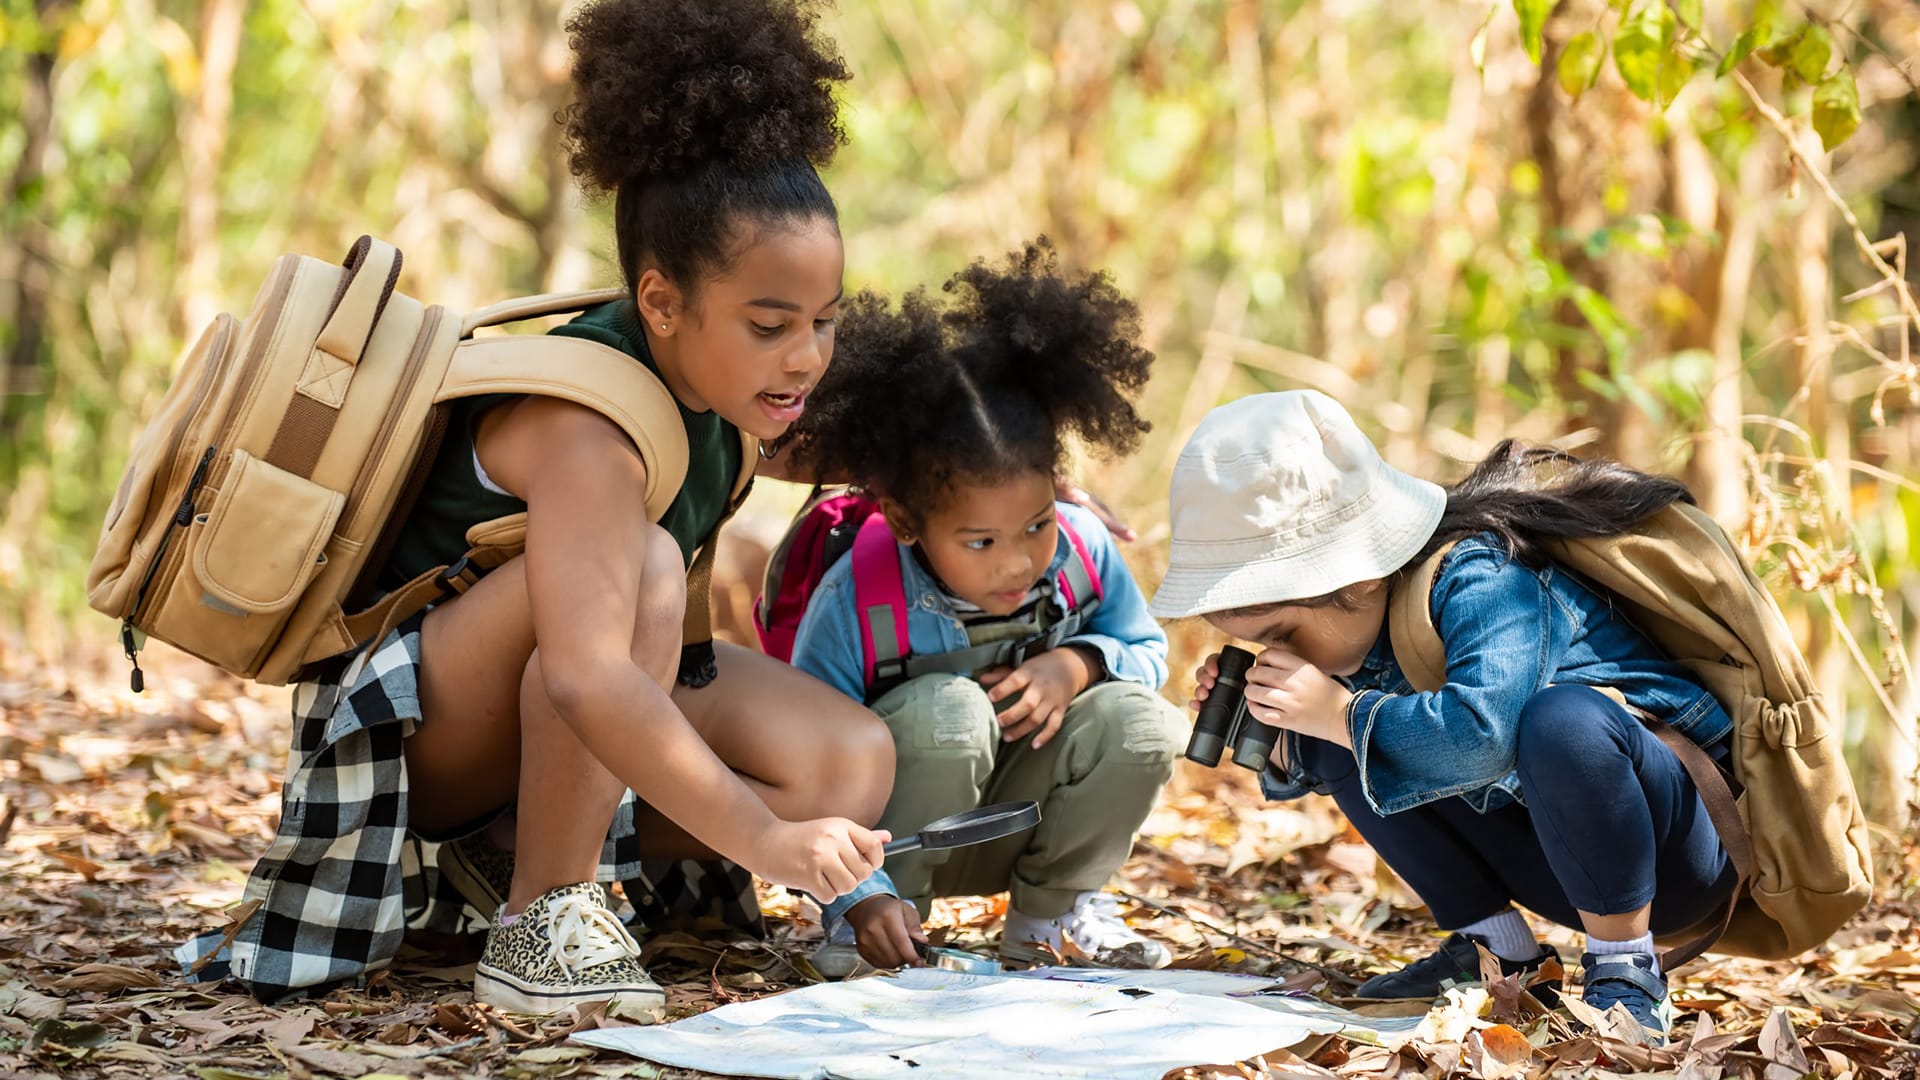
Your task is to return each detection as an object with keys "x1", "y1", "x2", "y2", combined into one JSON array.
[
  {"x1": 787, "y1": 242, "x2": 1188, "y2": 972},
  {"x1": 1156, "y1": 391, "x2": 1737, "y2": 1039}
]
